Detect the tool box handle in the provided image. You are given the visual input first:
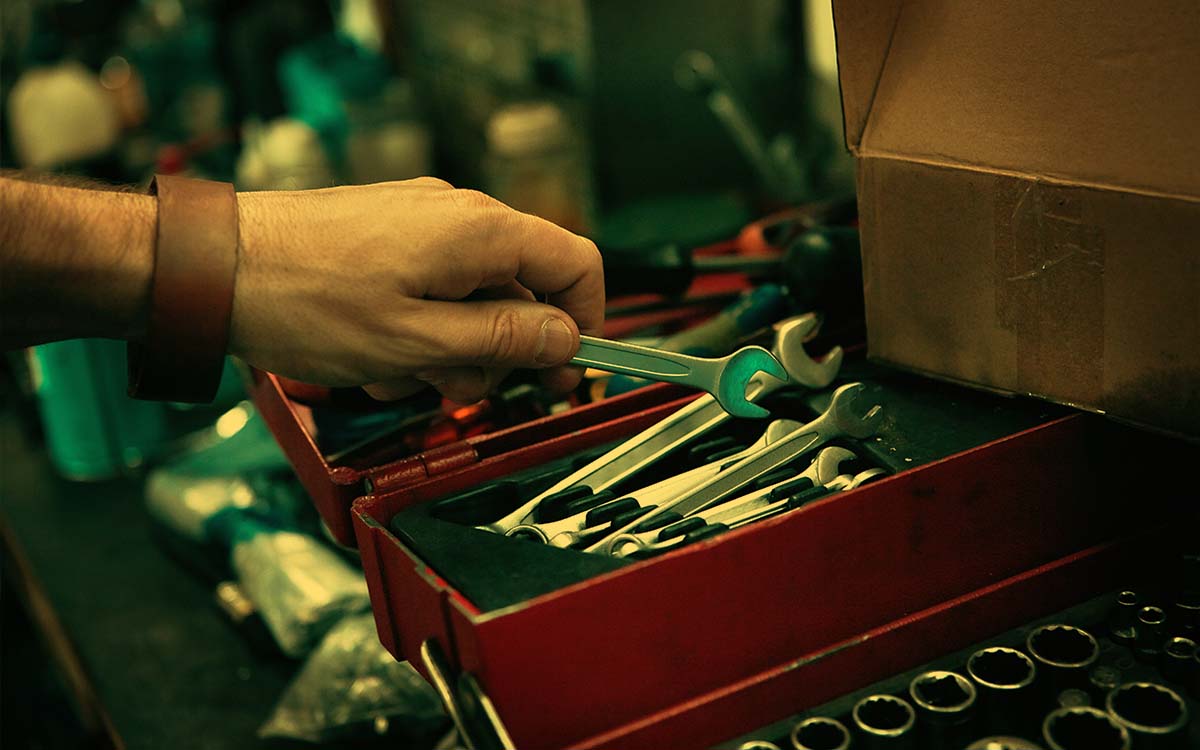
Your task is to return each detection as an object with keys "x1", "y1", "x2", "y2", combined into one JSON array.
[{"x1": 420, "y1": 639, "x2": 514, "y2": 750}]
